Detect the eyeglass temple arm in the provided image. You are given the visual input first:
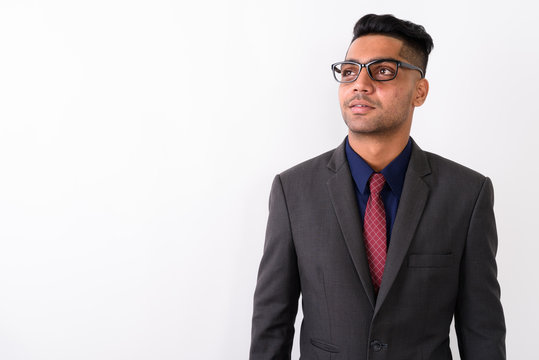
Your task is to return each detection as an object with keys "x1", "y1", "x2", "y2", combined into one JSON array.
[{"x1": 399, "y1": 62, "x2": 425, "y2": 78}]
